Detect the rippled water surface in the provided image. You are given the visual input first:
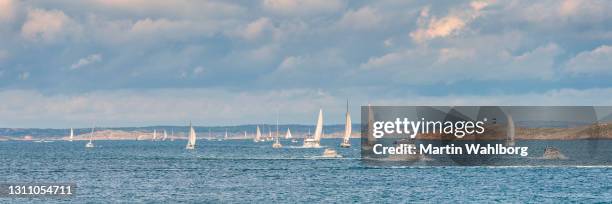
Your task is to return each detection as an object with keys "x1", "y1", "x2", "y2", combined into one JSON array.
[{"x1": 1, "y1": 140, "x2": 611, "y2": 203}]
